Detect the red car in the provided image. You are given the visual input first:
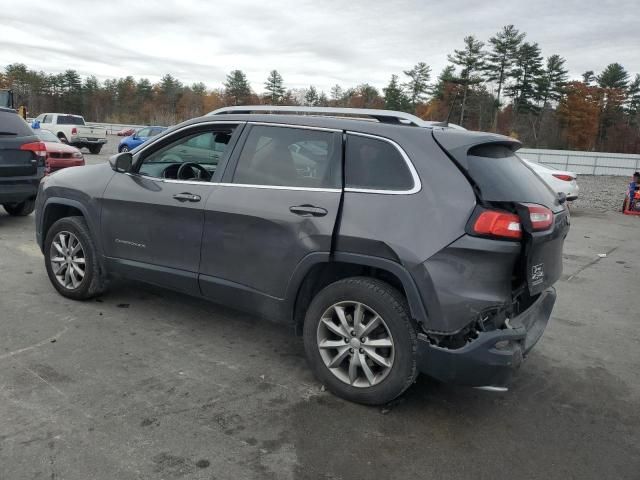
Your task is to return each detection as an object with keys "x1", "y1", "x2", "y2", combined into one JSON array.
[
  {"x1": 35, "y1": 129, "x2": 85, "y2": 174},
  {"x1": 117, "y1": 127, "x2": 136, "y2": 136}
]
